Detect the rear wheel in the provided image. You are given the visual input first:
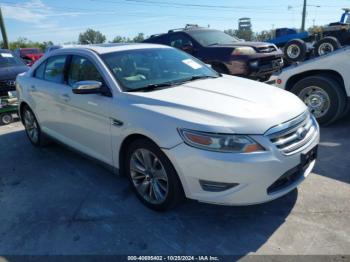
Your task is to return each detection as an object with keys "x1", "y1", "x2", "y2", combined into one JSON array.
[
  {"x1": 284, "y1": 39, "x2": 307, "y2": 63},
  {"x1": 291, "y1": 76, "x2": 347, "y2": 125},
  {"x1": 22, "y1": 106, "x2": 49, "y2": 146},
  {"x1": 0, "y1": 113, "x2": 13, "y2": 125},
  {"x1": 125, "y1": 138, "x2": 184, "y2": 211},
  {"x1": 314, "y1": 37, "x2": 341, "y2": 56}
]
